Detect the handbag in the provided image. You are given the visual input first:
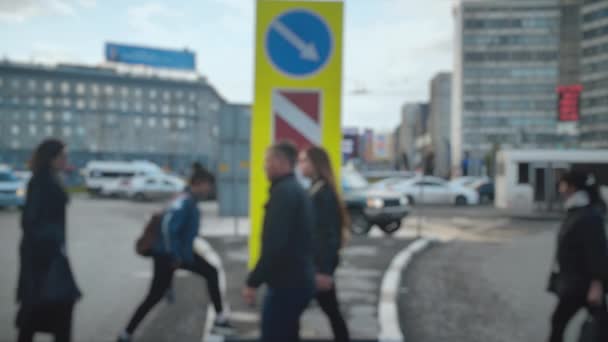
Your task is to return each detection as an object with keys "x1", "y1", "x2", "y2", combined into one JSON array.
[
  {"x1": 135, "y1": 211, "x2": 164, "y2": 257},
  {"x1": 40, "y1": 250, "x2": 82, "y2": 304}
]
